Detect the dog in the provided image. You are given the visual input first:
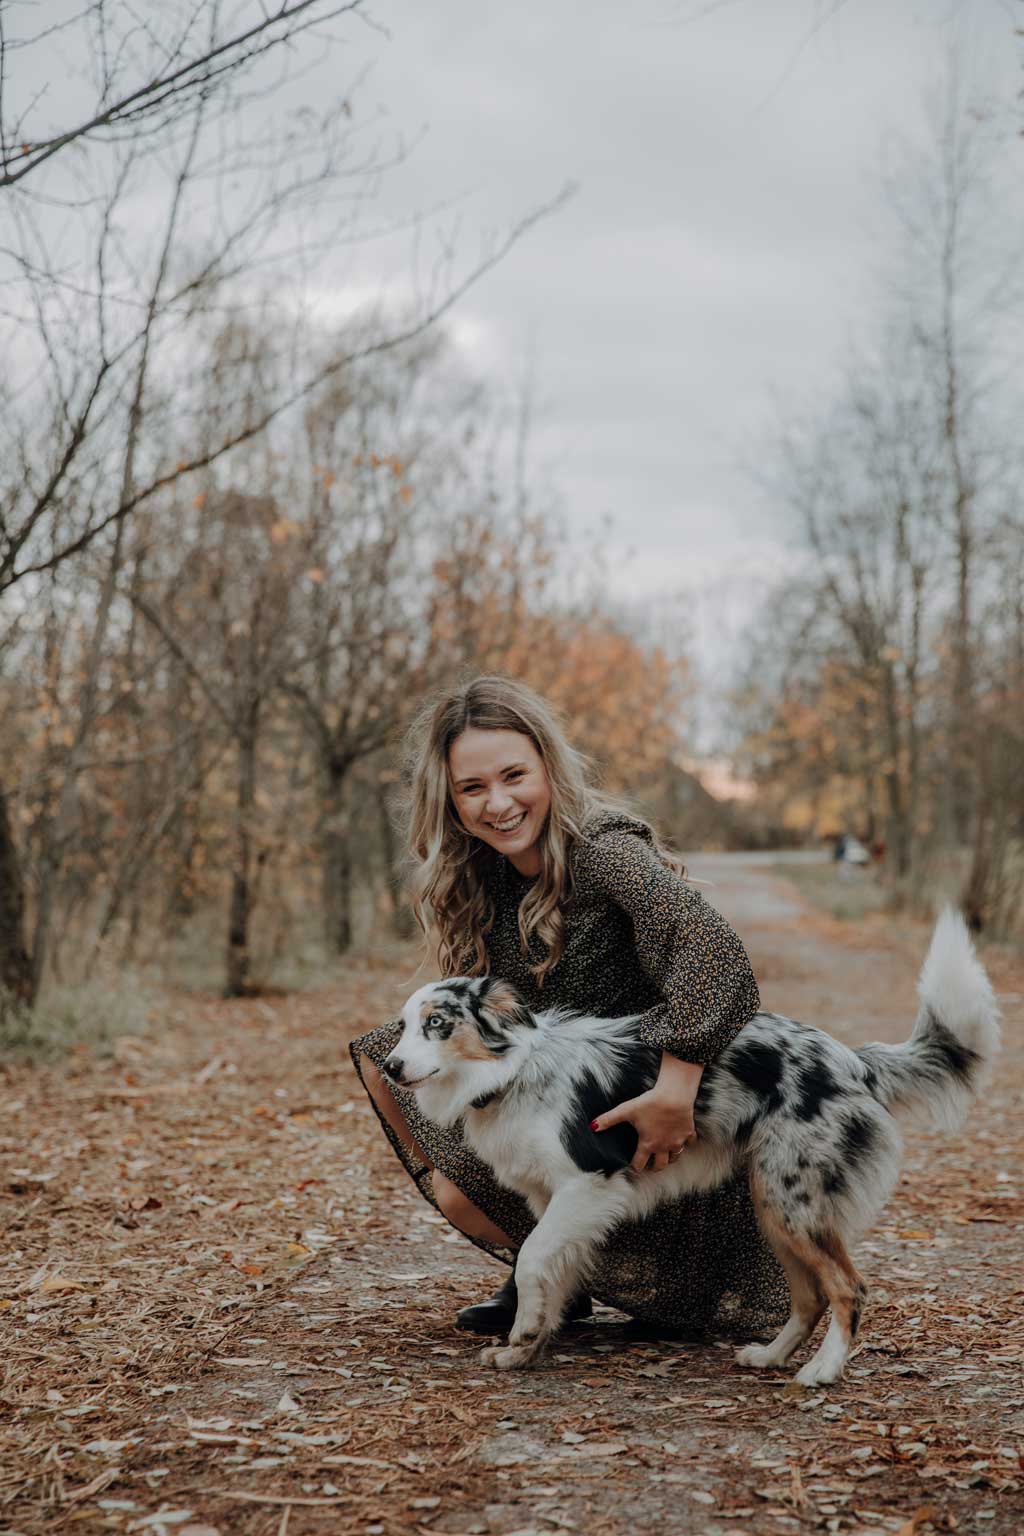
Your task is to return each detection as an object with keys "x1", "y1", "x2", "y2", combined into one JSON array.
[{"x1": 382, "y1": 909, "x2": 998, "y2": 1385}]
